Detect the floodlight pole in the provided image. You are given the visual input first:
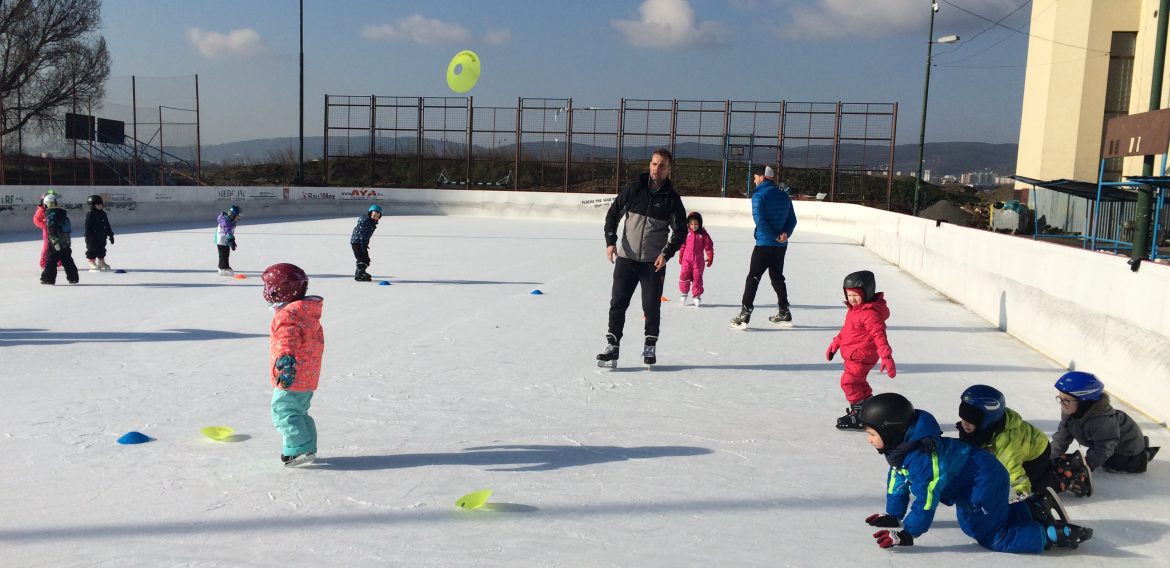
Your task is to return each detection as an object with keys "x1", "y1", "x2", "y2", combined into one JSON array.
[
  {"x1": 913, "y1": 1, "x2": 938, "y2": 216},
  {"x1": 297, "y1": 0, "x2": 305, "y2": 186}
]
